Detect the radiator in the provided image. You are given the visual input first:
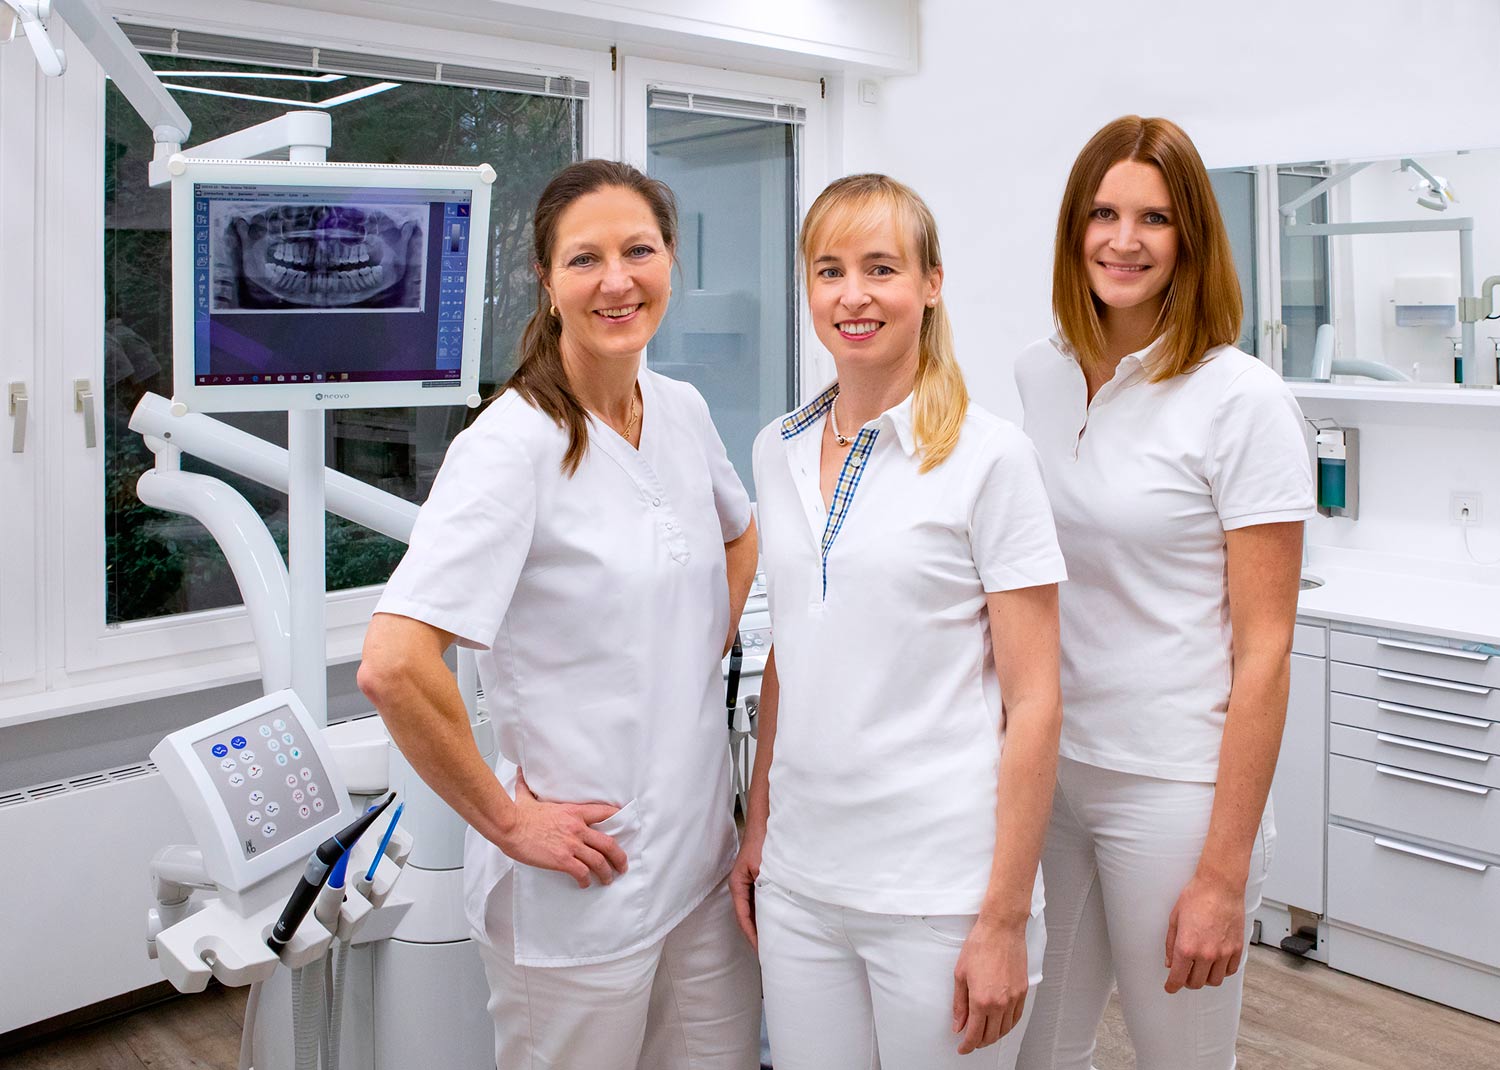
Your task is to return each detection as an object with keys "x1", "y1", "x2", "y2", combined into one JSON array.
[{"x1": 0, "y1": 764, "x2": 192, "y2": 1032}]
